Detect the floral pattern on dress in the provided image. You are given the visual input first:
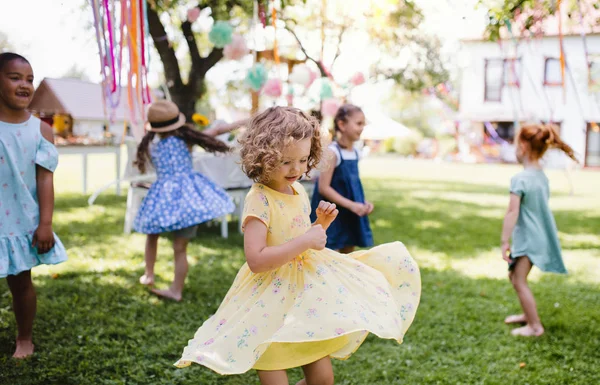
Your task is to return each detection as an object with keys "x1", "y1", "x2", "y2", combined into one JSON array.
[{"x1": 175, "y1": 182, "x2": 421, "y2": 375}]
